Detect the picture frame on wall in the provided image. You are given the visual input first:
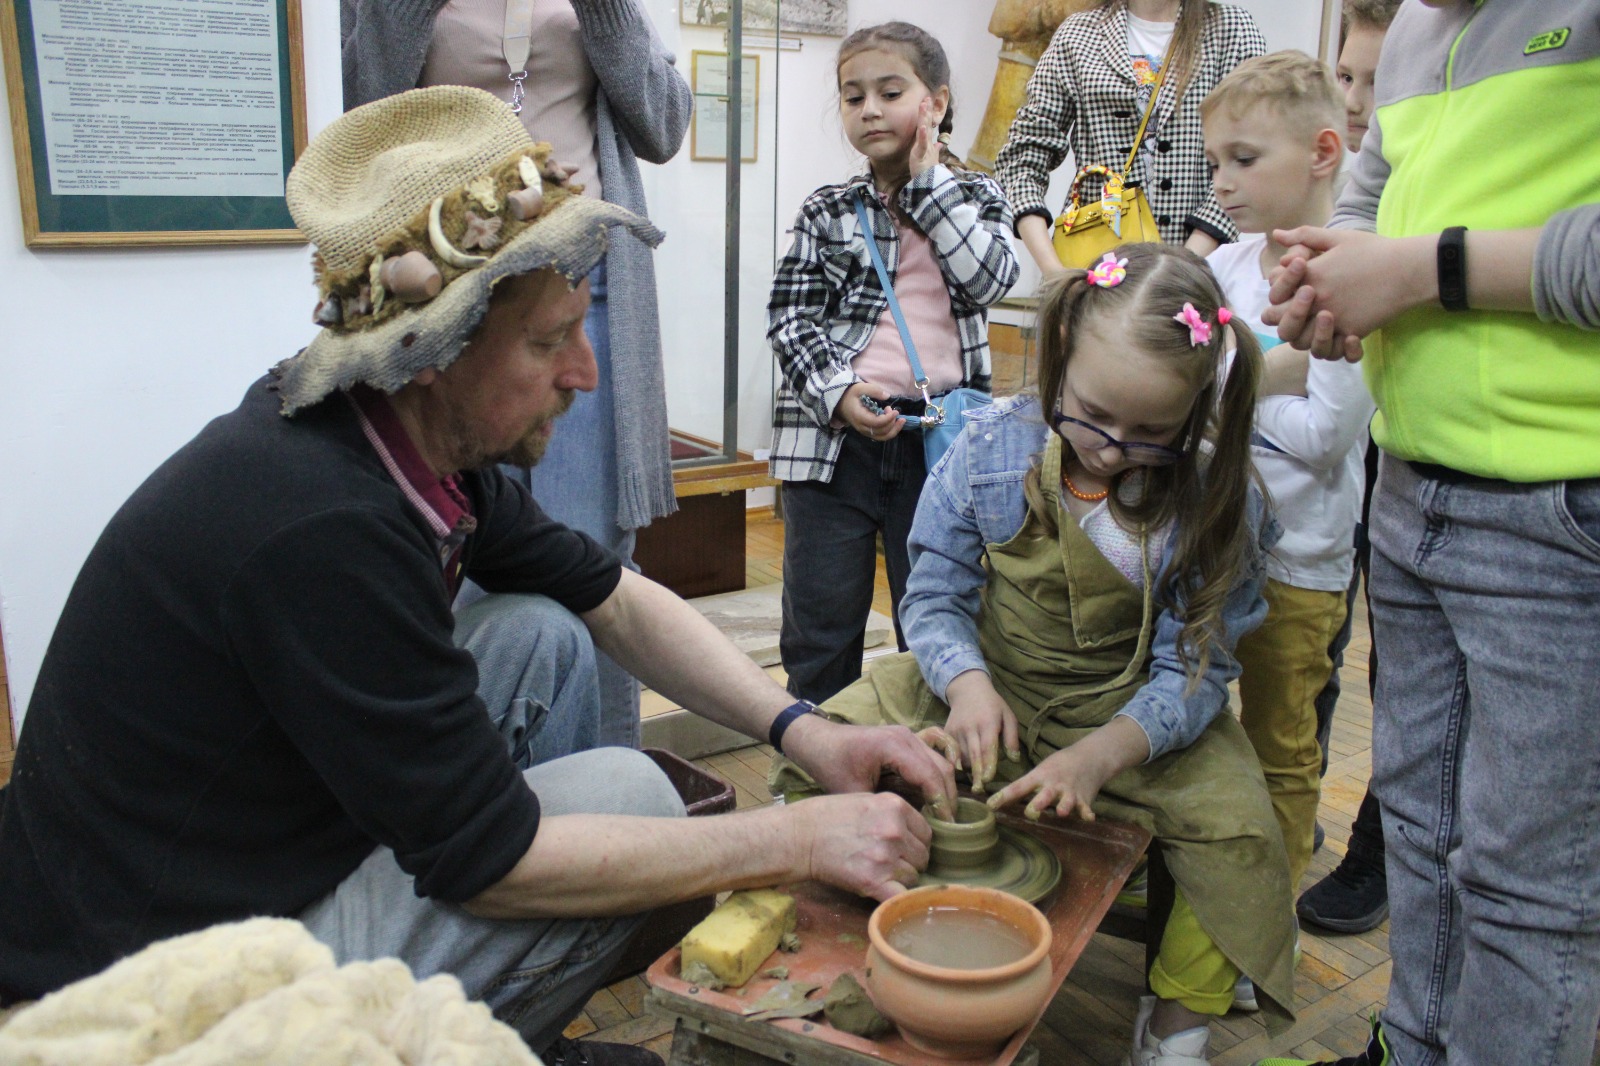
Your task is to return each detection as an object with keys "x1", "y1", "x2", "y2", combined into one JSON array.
[
  {"x1": 690, "y1": 50, "x2": 759, "y2": 163},
  {"x1": 681, "y1": 0, "x2": 847, "y2": 39},
  {"x1": 0, "y1": 0, "x2": 308, "y2": 247}
]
